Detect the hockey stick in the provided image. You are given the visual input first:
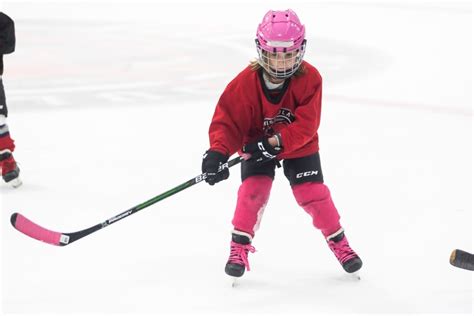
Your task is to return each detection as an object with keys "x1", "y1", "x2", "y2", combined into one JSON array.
[
  {"x1": 10, "y1": 156, "x2": 243, "y2": 246},
  {"x1": 449, "y1": 249, "x2": 474, "y2": 271}
]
